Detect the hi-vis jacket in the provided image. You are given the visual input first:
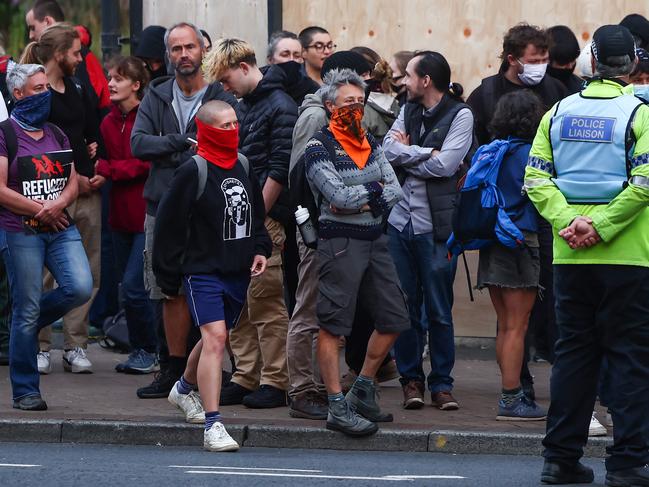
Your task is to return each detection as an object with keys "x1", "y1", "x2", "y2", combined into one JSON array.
[{"x1": 524, "y1": 79, "x2": 649, "y2": 267}]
